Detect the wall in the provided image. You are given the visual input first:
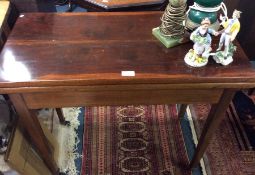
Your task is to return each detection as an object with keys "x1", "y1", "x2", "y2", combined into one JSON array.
[{"x1": 224, "y1": 0, "x2": 255, "y2": 60}]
